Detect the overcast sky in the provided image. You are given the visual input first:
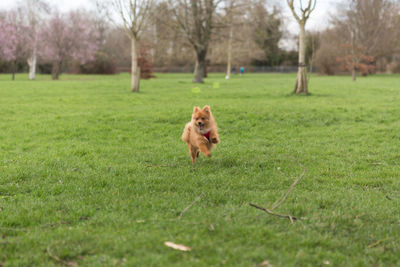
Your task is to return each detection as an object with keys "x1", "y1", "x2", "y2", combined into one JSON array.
[
  {"x1": 0, "y1": 0, "x2": 93, "y2": 12},
  {"x1": 0, "y1": 0, "x2": 344, "y2": 30},
  {"x1": 0, "y1": 0, "x2": 345, "y2": 49}
]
